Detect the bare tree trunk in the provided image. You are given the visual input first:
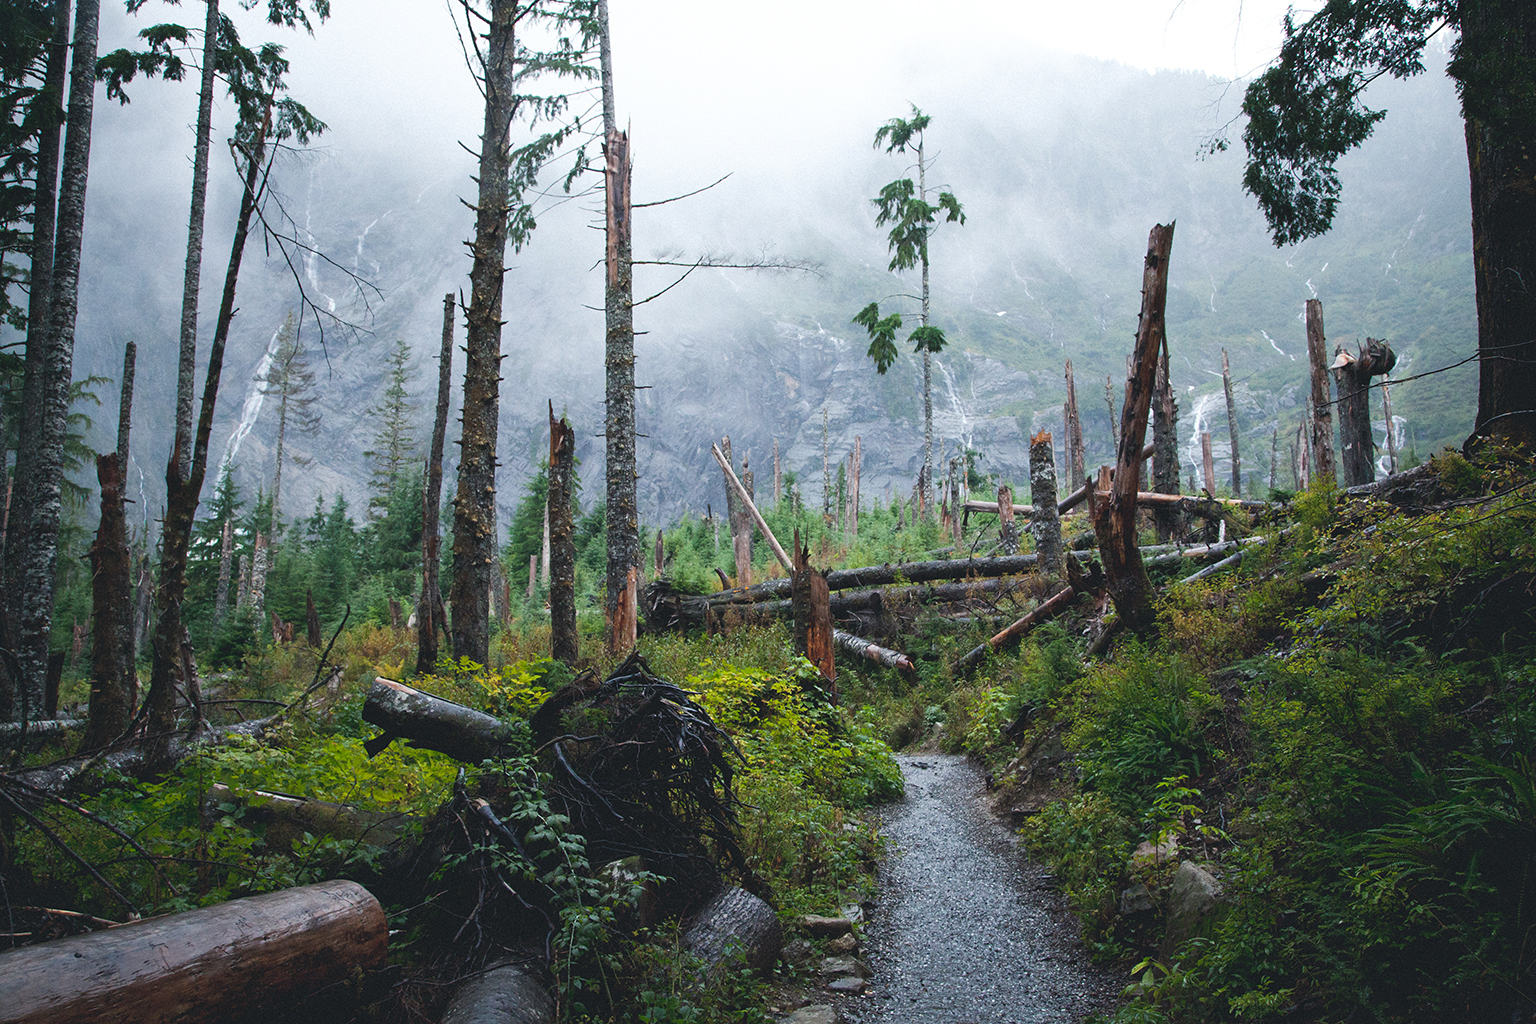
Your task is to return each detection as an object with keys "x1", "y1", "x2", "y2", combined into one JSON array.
[
  {"x1": 1305, "y1": 298, "x2": 1336, "y2": 486},
  {"x1": 1221, "y1": 348, "x2": 1241, "y2": 496},
  {"x1": 598, "y1": 0, "x2": 638, "y2": 656},
  {"x1": 416, "y1": 294, "x2": 454, "y2": 676},
  {"x1": 451, "y1": 0, "x2": 518, "y2": 666},
  {"x1": 821, "y1": 408, "x2": 829, "y2": 518},
  {"x1": 1201, "y1": 432, "x2": 1215, "y2": 495},
  {"x1": 1090, "y1": 222, "x2": 1174, "y2": 635},
  {"x1": 1028, "y1": 431, "x2": 1062, "y2": 578},
  {"x1": 215, "y1": 518, "x2": 233, "y2": 625},
  {"x1": 1151, "y1": 343, "x2": 1180, "y2": 542},
  {"x1": 791, "y1": 531, "x2": 834, "y2": 688},
  {"x1": 1064, "y1": 359, "x2": 1085, "y2": 489},
  {"x1": 3, "y1": 0, "x2": 100, "y2": 722},
  {"x1": 147, "y1": 102, "x2": 270, "y2": 750},
  {"x1": 173, "y1": 0, "x2": 220, "y2": 474},
  {"x1": 997, "y1": 485, "x2": 1019, "y2": 555},
  {"x1": 1333, "y1": 337, "x2": 1396, "y2": 487},
  {"x1": 848, "y1": 436, "x2": 861, "y2": 537},
  {"x1": 79, "y1": 453, "x2": 131, "y2": 751},
  {"x1": 548, "y1": 403, "x2": 577, "y2": 665},
  {"x1": 305, "y1": 589, "x2": 321, "y2": 648},
  {"x1": 772, "y1": 437, "x2": 781, "y2": 503}
]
